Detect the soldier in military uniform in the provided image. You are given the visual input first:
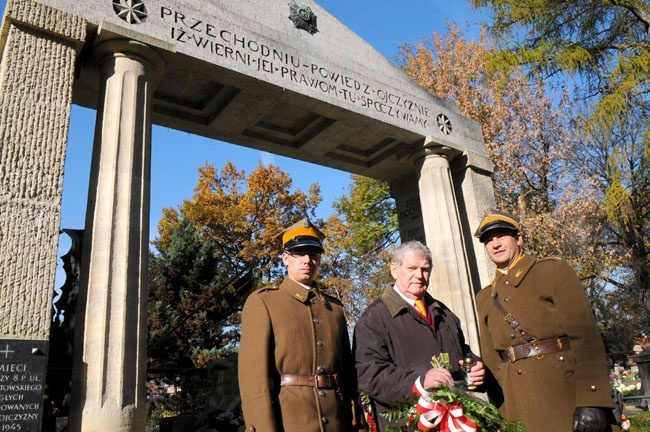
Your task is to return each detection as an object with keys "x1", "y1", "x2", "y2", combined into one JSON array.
[
  {"x1": 238, "y1": 218, "x2": 359, "y2": 432},
  {"x1": 474, "y1": 210, "x2": 618, "y2": 432}
]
